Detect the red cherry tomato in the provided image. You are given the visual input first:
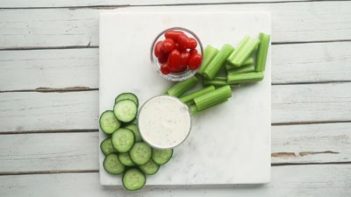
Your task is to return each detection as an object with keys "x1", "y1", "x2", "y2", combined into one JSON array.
[
  {"x1": 162, "y1": 39, "x2": 175, "y2": 54},
  {"x1": 187, "y1": 38, "x2": 197, "y2": 49},
  {"x1": 154, "y1": 41, "x2": 164, "y2": 58},
  {"x1": 177, "y1": 34, "x2": 189, "y2": 51},
  {"x1": 169, "y1": 63, "x2": 186, "y2": 73},
  {"x1": 188, "y1": 53, "x2": 202, "y2": 70},
  {"x1": 160, "y1": 63, "x2": 171, "y2": 75},
  {"x1": 174, "y1": 64, "x2": 187, "y2": 73},
  {"x1": 180, "y1": 52, "x2": 190, "y2": 66},
  {"x1": 158, "y1": 53, "x2": 168, "y2": 64},
  {"x1": 167, "y1": 49, "x2": 181, "y2": 69},
  {"x1": 165, "y1": 30, "x2": 185, "y2": 41},
  {"x1": 189, "y1": 49, "x2": 198, "y2": 55}
]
